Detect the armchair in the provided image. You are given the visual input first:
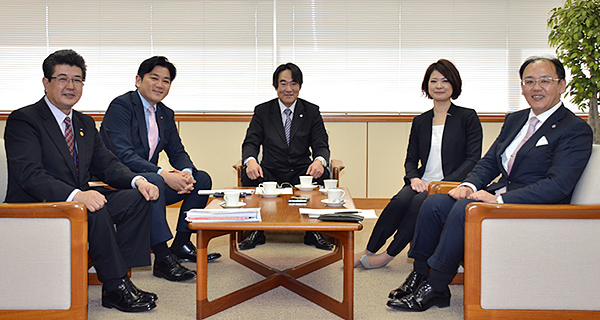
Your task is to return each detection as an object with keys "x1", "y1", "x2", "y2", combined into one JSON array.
[
  {"x1": 233, "y1": 158, "x2": 345, "y2": 187},
  {"x1": 463, "y1": 144, "x2": 600, "y2": 319},
  {"x1": 0, "y1": 138, "x2": 88, "y2": 320}
]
